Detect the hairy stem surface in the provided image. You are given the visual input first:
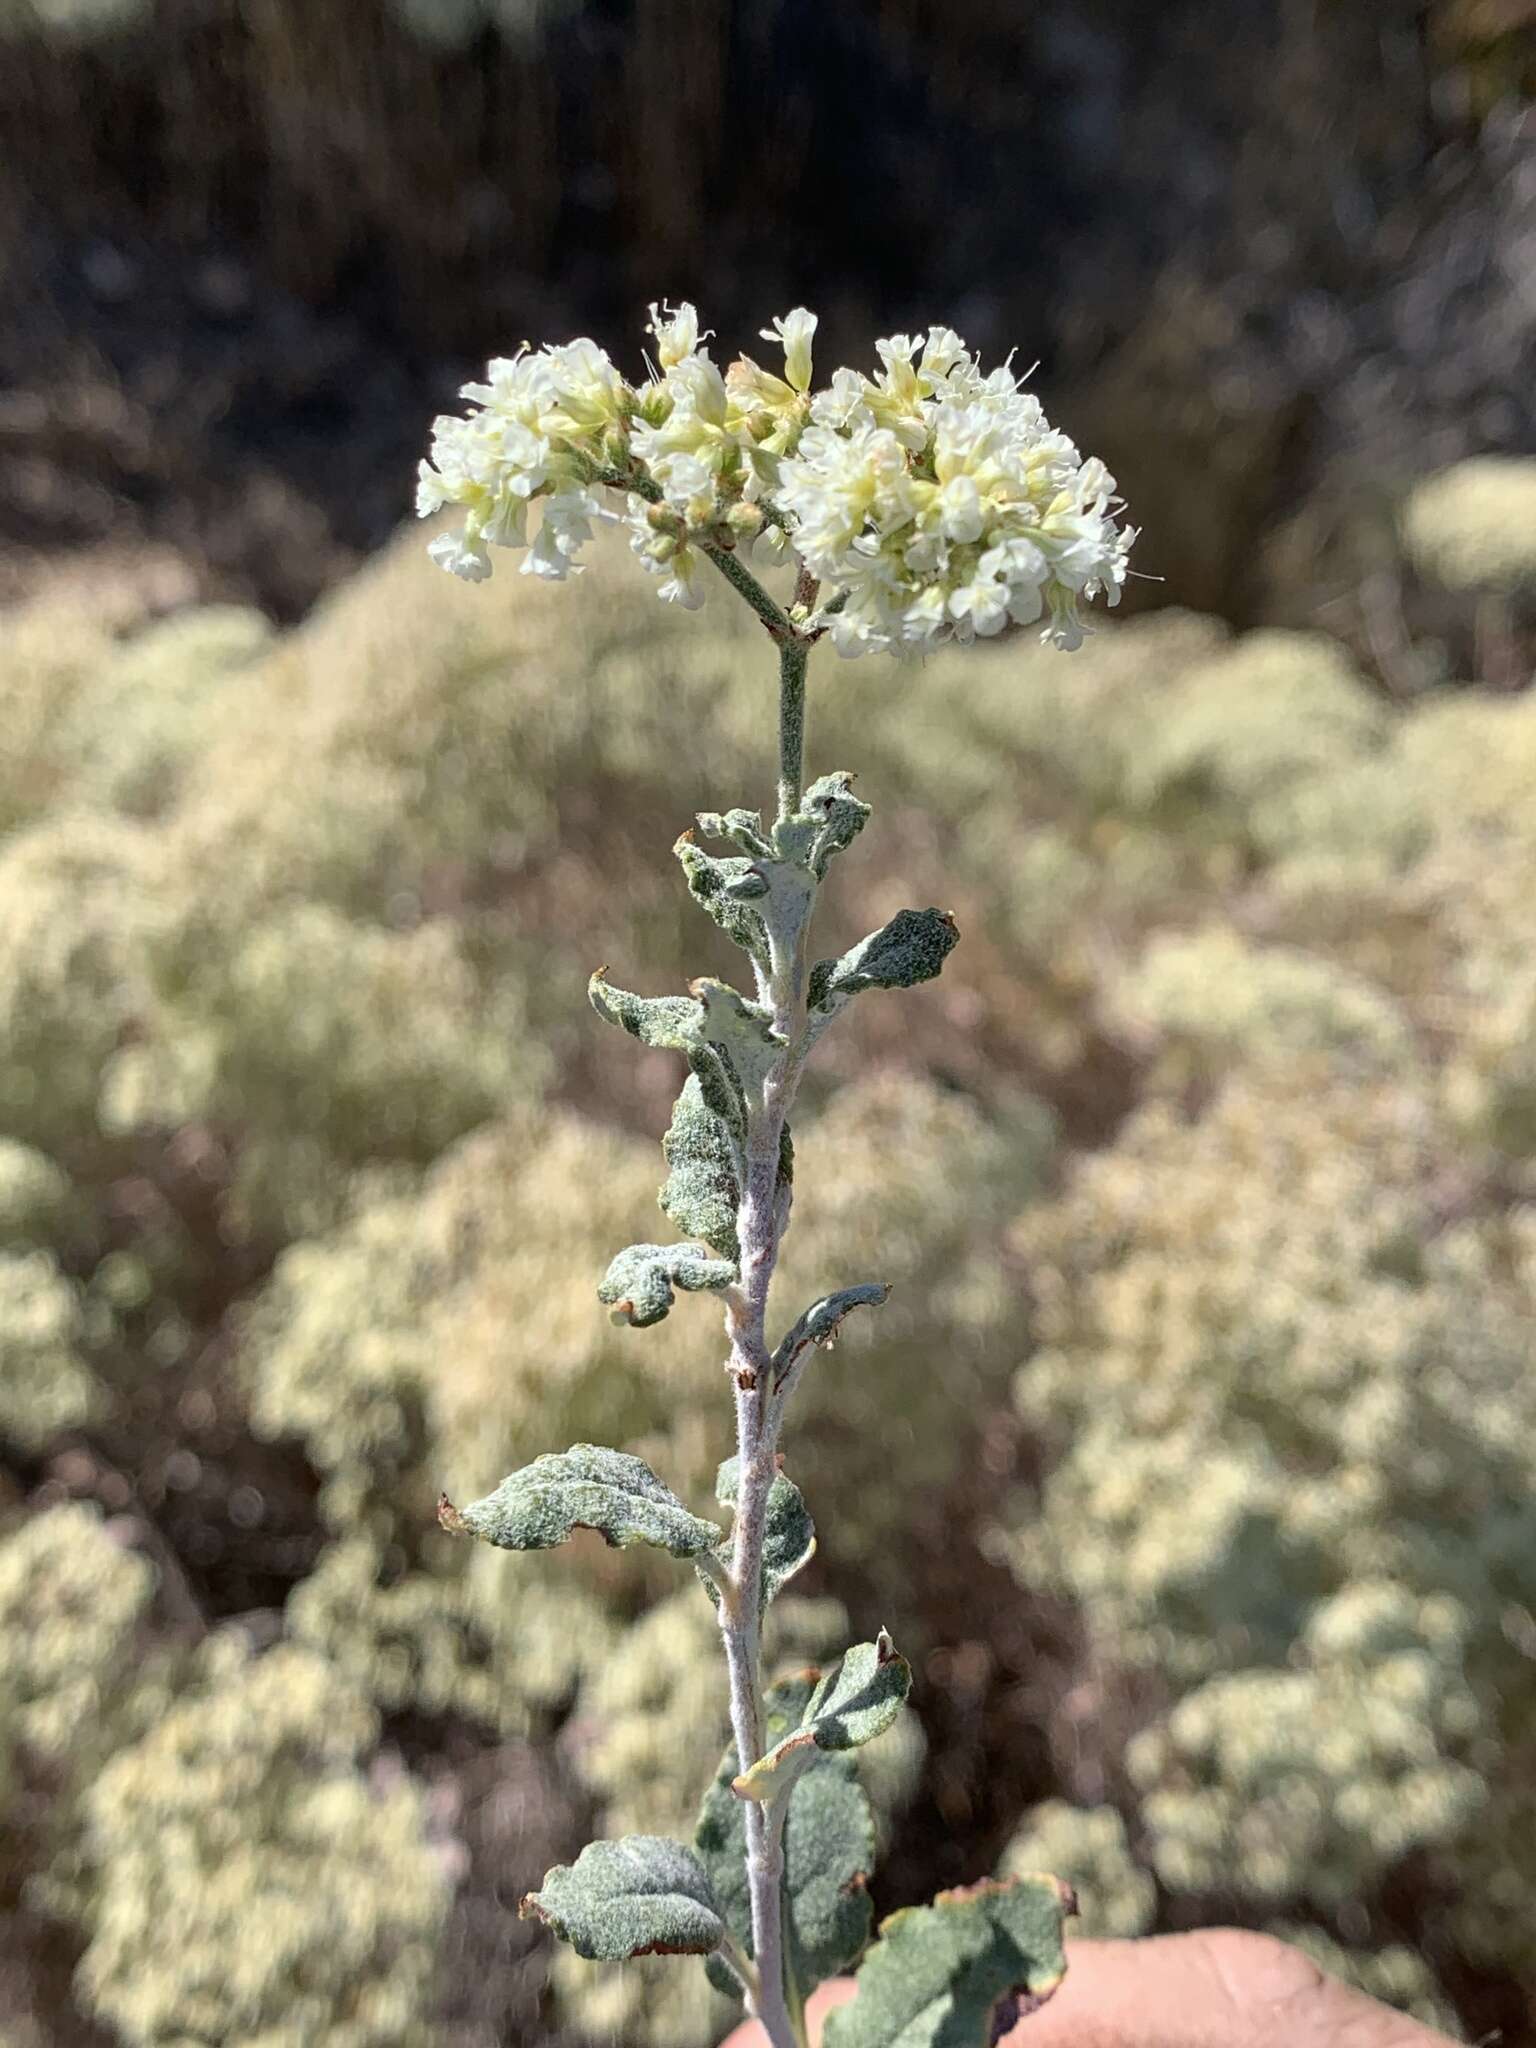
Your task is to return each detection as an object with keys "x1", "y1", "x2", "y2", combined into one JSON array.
[
  {"x1": 717, "y1": 618, "x2": 817, "y2": 2048},
  {"x1": 777, "y1": 641, "x2": 808, "y2": 822}
]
